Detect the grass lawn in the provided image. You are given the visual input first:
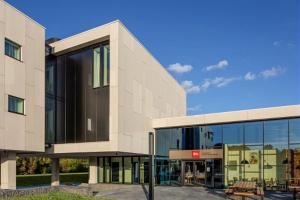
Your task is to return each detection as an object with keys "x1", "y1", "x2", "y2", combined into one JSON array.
[
  {"x1": 5, "y1": 191, "x2": 112, "y2": 200},
  {"x1": 16, "y1": 173, "x2": 88, "y2": 187}
]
